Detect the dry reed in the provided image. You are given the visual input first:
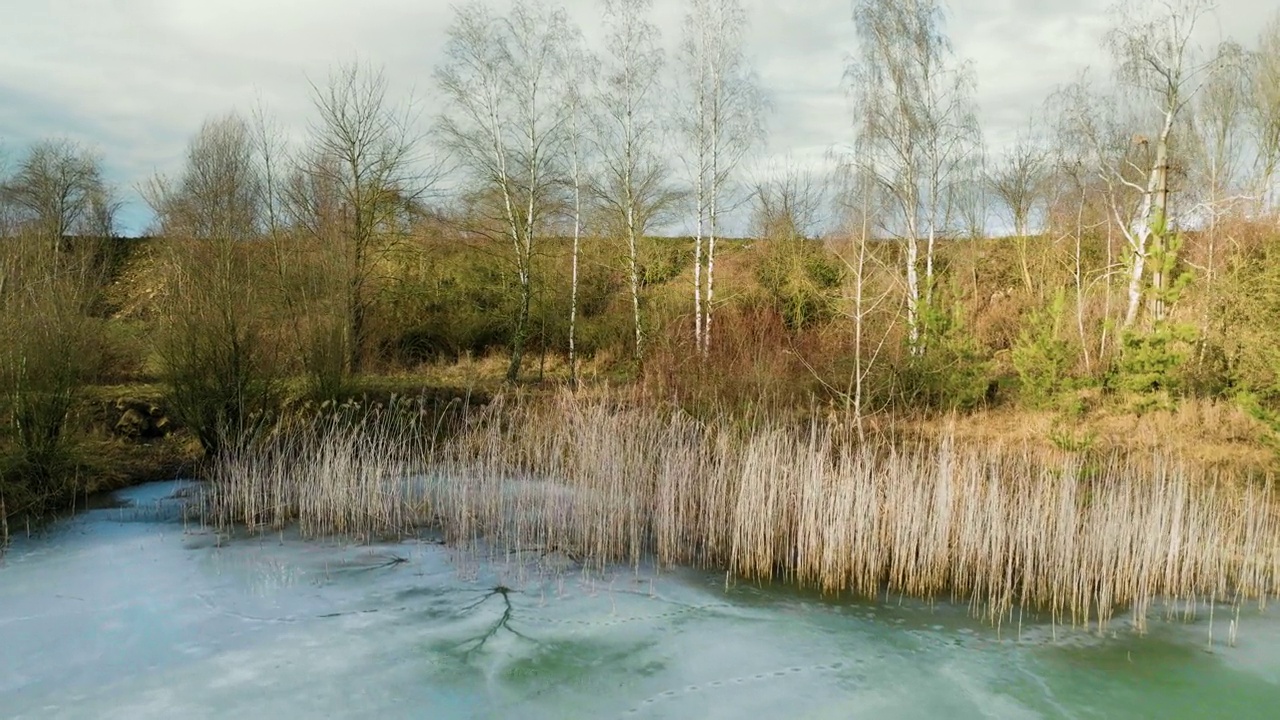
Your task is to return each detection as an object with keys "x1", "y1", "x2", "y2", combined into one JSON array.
[
  {"x1": 203, "y1": 391, "x2": 1280, "y2": 631},
  {"x1": 204, "y1": 407, "x2": 429, "y2": 539}
]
